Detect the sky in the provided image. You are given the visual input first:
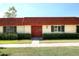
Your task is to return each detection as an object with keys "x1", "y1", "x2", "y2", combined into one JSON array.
[{"x1": 0, "y1": 3, "x2": 79, "y2": 17}]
